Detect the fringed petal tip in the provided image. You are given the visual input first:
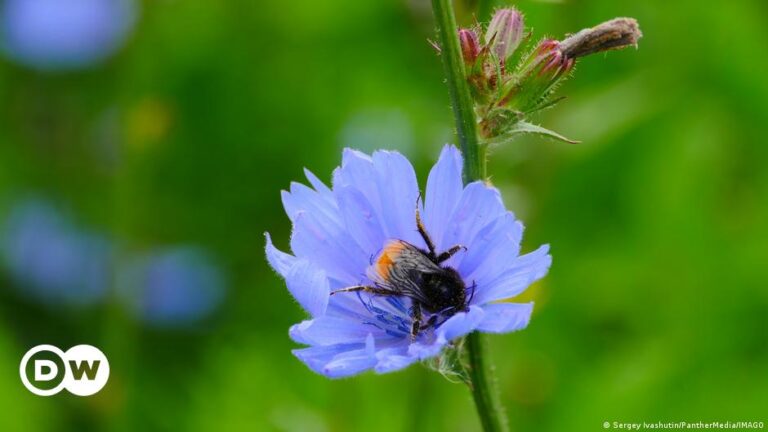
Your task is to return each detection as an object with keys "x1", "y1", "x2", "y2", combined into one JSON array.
[
  {"x1": 266, "y1": 250, "x2": 330, "y2": 318},
  {"x1": 264, "y1": 232, "x2": 296, "y2": 277}
]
